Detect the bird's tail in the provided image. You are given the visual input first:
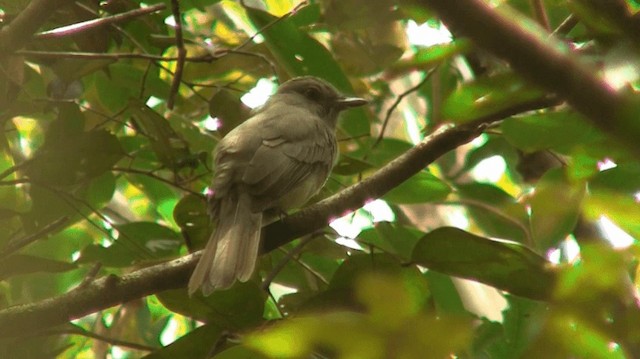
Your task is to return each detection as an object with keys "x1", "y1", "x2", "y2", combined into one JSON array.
[{"x1": 188, "y1": 192, "x2": 262, "y2": 296}]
